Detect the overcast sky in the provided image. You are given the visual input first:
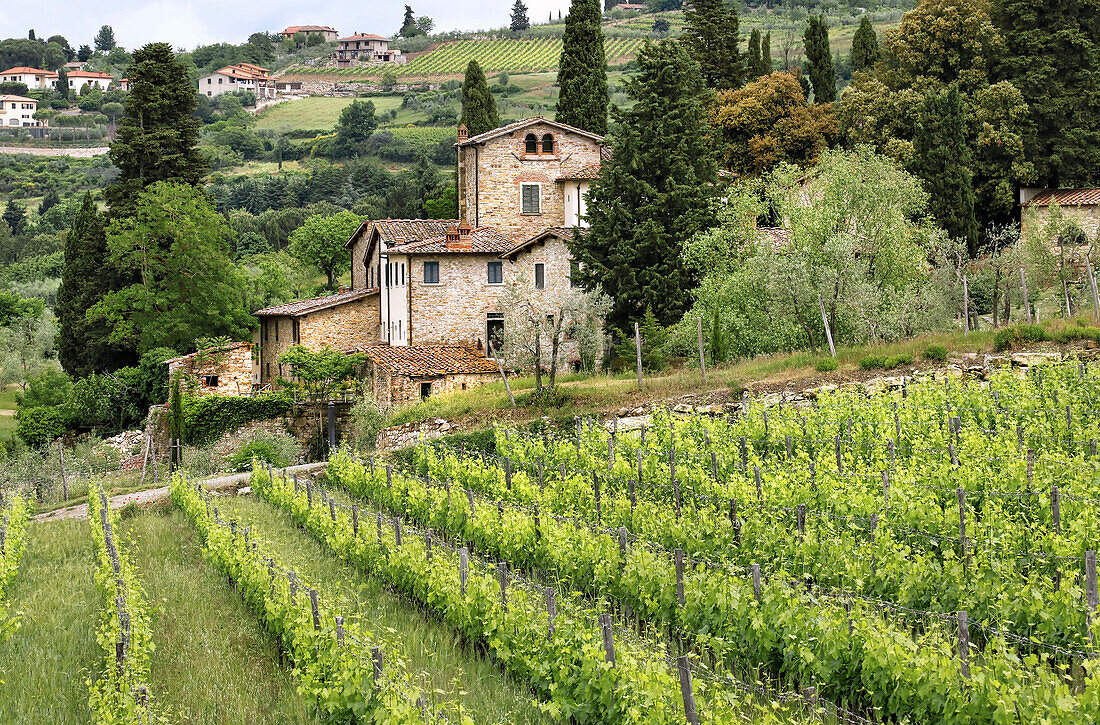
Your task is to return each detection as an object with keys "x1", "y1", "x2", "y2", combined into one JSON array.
[{"x1": 4, "y1": 0, "x2": 574, "y2": 51}]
